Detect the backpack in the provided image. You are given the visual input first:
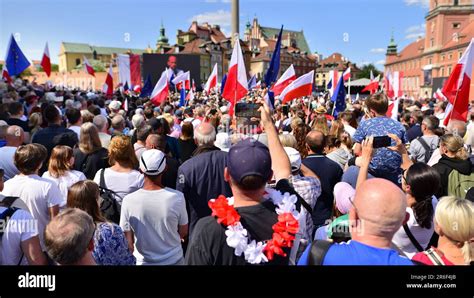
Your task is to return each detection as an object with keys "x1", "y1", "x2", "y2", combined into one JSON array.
[
  {"x1": 98, "y1": 169, "x2": 122, "y2": 224},
  {"x1": 416, "y1": 136, "x2": 437, "y2": 163},
  {"x1": 0, "y1": 196, "x2": 24, "y2": 265},
  {"x1": 447, "y1": 169, "x2": 474, "y2": 199},
  {"x1": 307, "y1": 240, "x2": 334, "y2": 265}
]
